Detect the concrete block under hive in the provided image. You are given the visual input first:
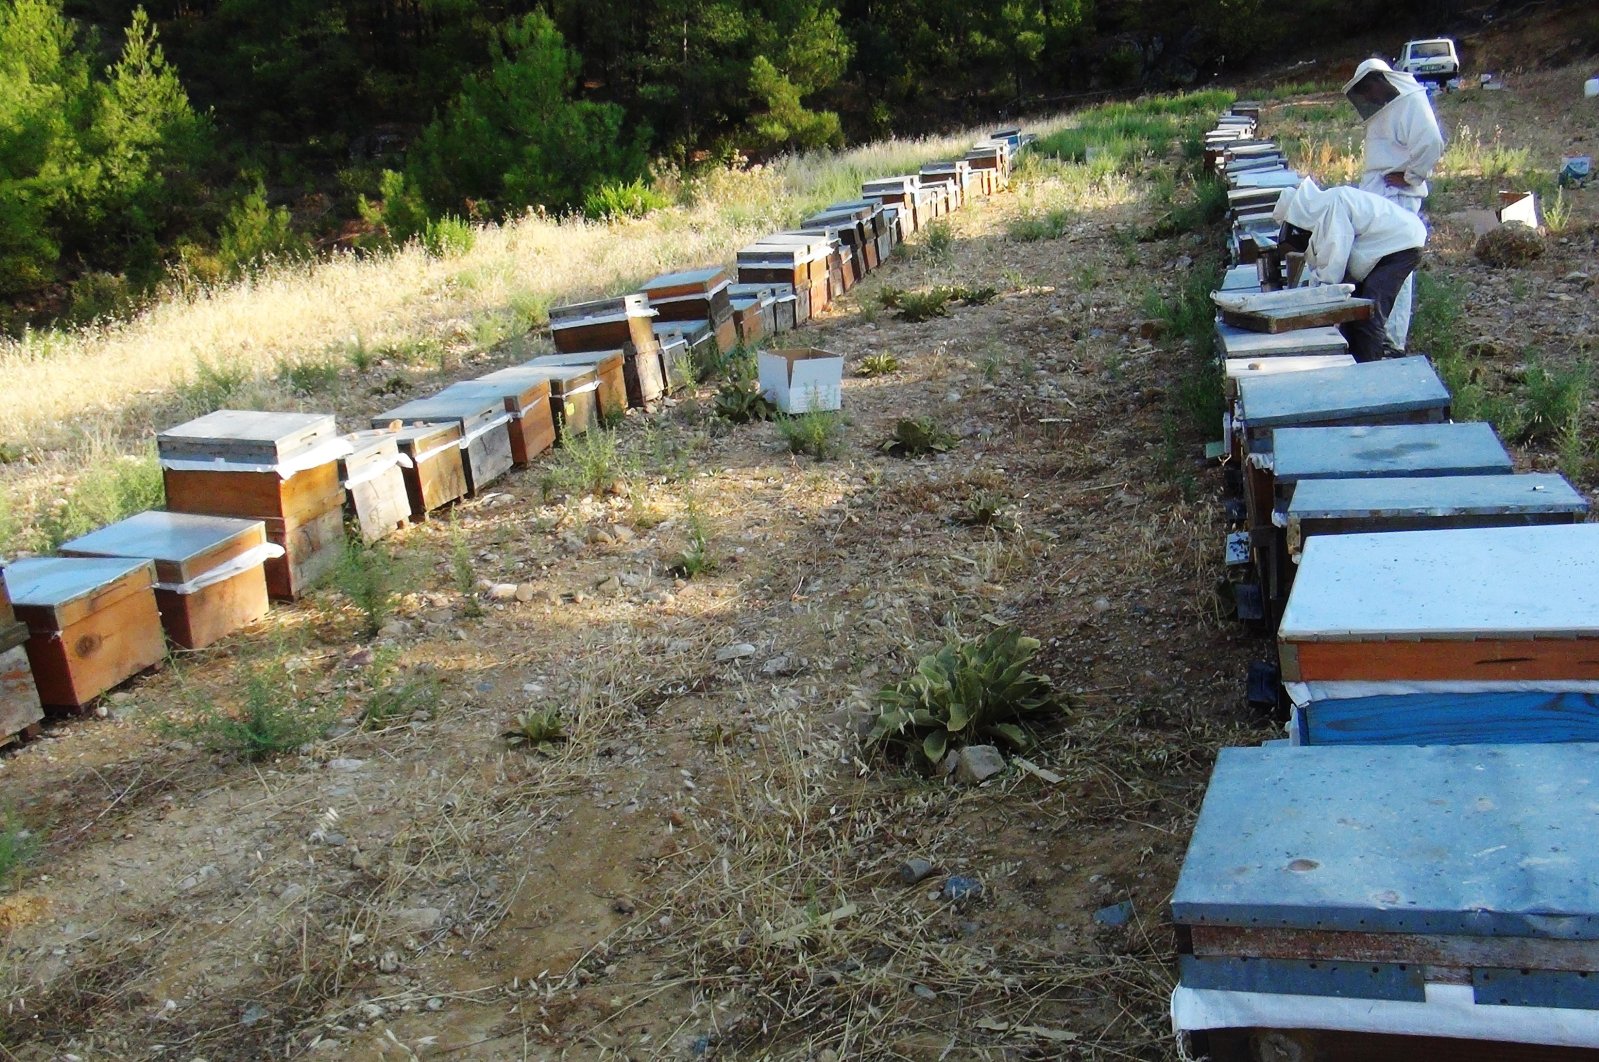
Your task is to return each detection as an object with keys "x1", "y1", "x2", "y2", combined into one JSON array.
[
  {"x1": 4, "y1": 557, "x2": 165, "y2": 712},
  {"x1": 60, "y1": 511, "x2": 275, "y2": 651},
  {"x1": 158, "y1": 410, "x2": 348, "y2": 600}
]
